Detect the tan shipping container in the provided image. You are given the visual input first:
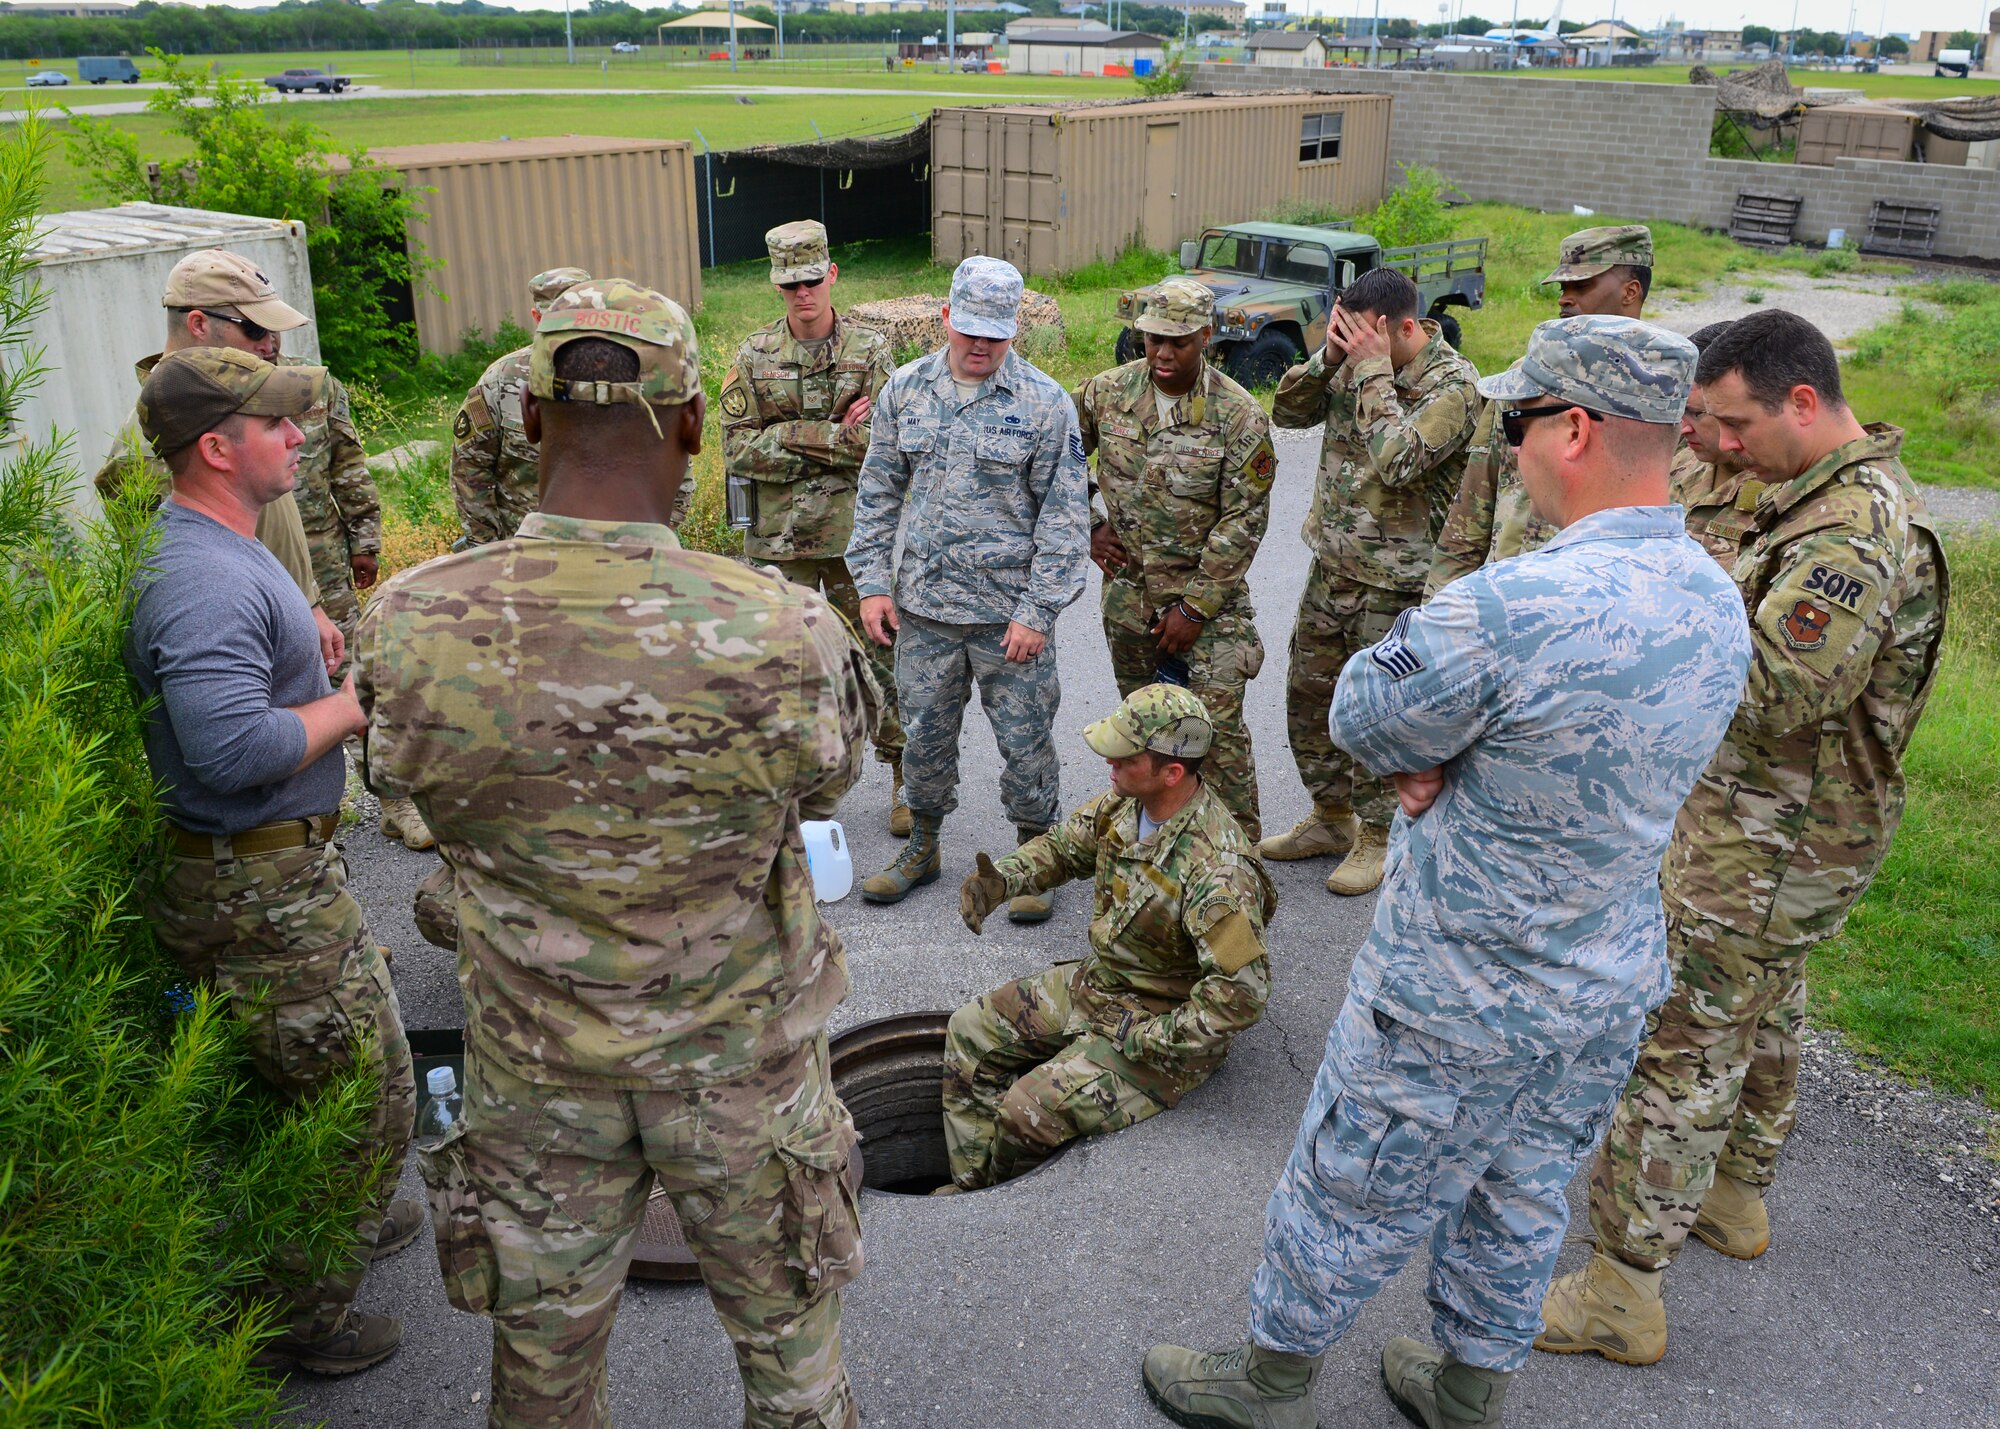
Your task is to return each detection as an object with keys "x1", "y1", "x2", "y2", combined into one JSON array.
[
  {"x1": 351, "y1": 136, "x2": 702, "y2": 354},
  {"x1": 1796, "y1": 104, "x2": 1920, "y2": 167},
  {"x1": 931, "y1": 92, "x2": 1393, "y2": 277}
]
